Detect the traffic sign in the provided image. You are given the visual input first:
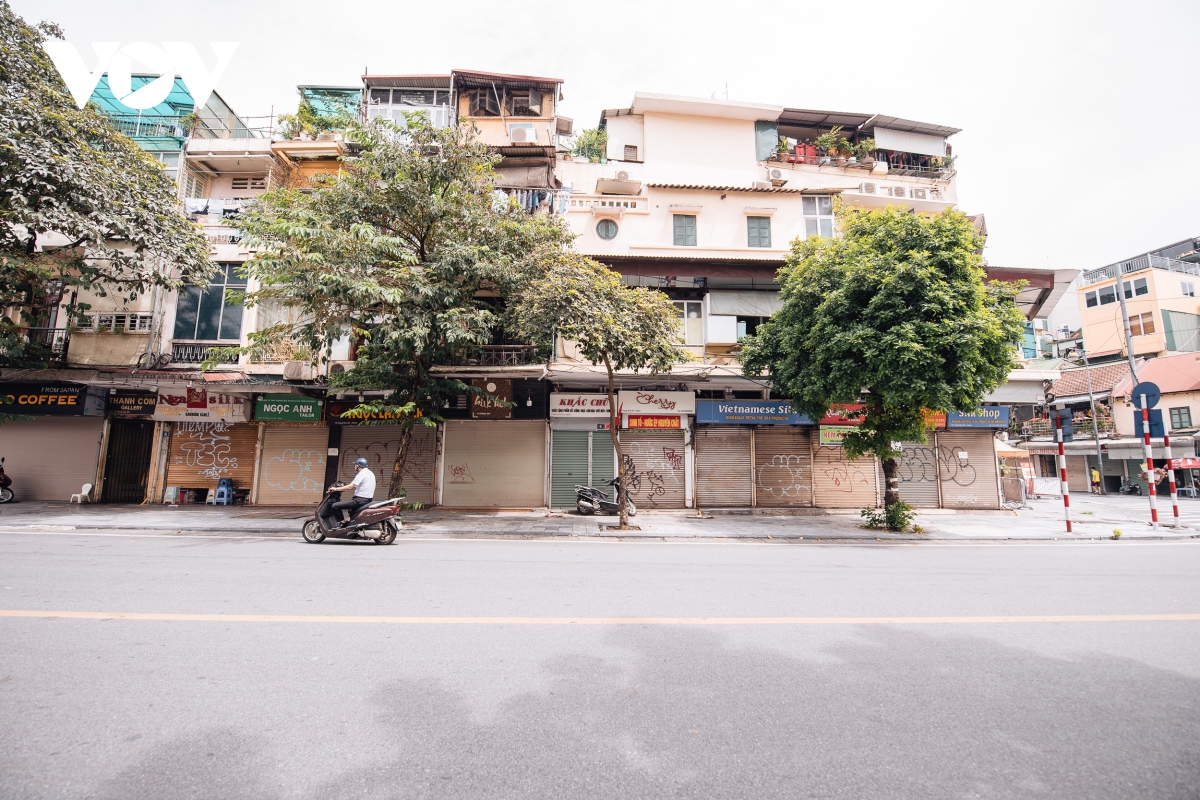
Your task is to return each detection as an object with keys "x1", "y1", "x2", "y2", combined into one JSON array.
[
  {"x1": 1050, "y1": 408, "x2": 1074, "y2": 441},
  {"x1": 1131, "y1": 381, "x2": 1161, "y2": 410},
  {"x1": 1134, "y1": 408, "x2": 1165, "y2": 438}
]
